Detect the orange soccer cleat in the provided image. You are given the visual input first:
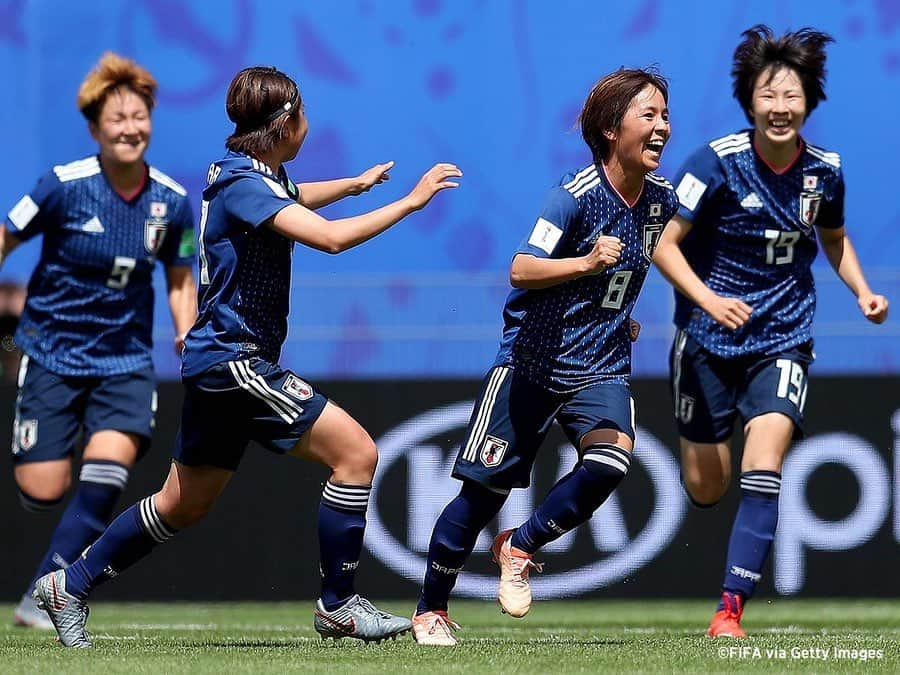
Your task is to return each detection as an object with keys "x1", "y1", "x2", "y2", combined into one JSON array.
[{"x1": 706, "y1": 591, "x2": 747, "y2": 638}]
